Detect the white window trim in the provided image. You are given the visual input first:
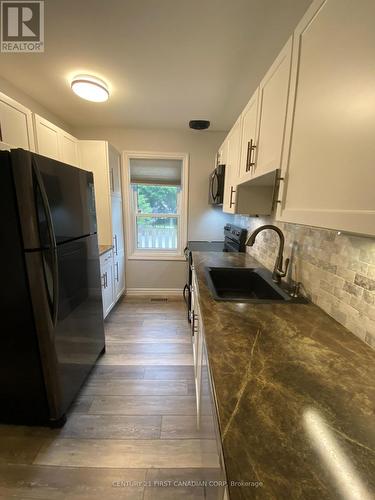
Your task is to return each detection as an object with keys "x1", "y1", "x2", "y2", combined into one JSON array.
[{"x1": 122, "y1": 151, "x2": 189, "y2": 261}]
